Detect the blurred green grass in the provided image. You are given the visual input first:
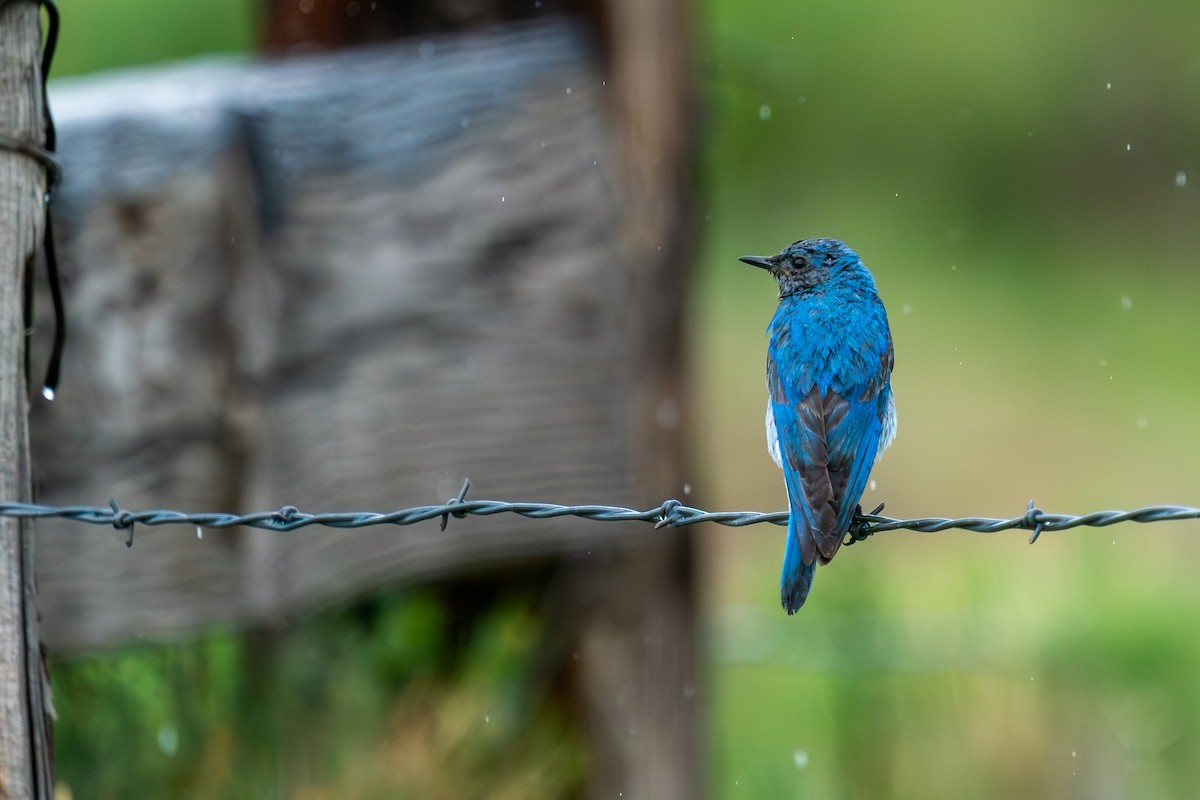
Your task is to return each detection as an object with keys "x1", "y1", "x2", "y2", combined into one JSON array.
[
  {"x1": 53, "y1": 591, "x2": 585, "y2": 799},
  {"x1": 40, "y1": 0, "x2": 1200, "y2": 797}
]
